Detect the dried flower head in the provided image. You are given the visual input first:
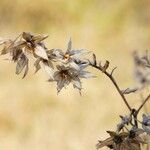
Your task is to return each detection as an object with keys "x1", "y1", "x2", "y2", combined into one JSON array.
[
  {"x1": 0, "y1": 32, "x2": 50, "y2": 78},
  {"x1": 96, "y1": 129, "x2": 149, "y2": 150},
  {"x1": 50, "y1": 38, "x2": 89, "y2": 63},
  {"x1": 49, "y1": 62, "x2": 94, "y2": 93},
  {"x1": 142, "y1": 114, "x2": 150, "y2": 134},
  {"x1": 133, "y1": 51, "x2": 150, "y2": 88}
]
